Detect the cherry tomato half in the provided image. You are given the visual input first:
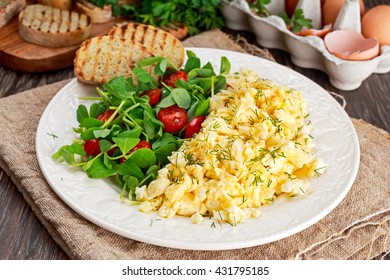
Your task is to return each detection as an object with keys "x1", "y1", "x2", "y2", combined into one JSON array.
[
  {"x1": 84, "y1": 139, "x2": 101, "y2": 157},
  {"x1": 97, "y1": 109, "x2": 116, "y2": 122},
  {"x1": 107, "y1": 146, "x2": 116, "y2": 156},
  {"x1": 157, "y1": 105, "x2": 188, "y2": 133},
  {"x1": 131, "y1": 140, "x2": 151, "y2": 152},
  {"x1": 140, "y1": 88, "x2": 162, "y2": 106},
  {"x1": 163, "y1": 70, "x2": 188, "y2": 88},
  {"x1": 184, "y1": 116, "x2": 206, "y2": 138},
  {"x1": 84, "y1": 139, "x2": 116, "y2": 157},
  {"x1": 120, "y1": 140, "x2": 151, "y2": 163}
]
